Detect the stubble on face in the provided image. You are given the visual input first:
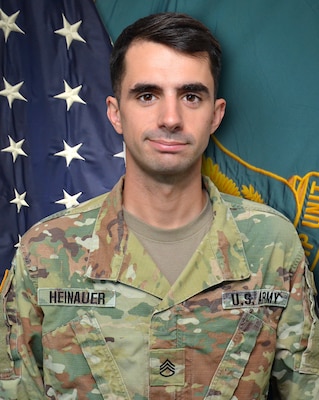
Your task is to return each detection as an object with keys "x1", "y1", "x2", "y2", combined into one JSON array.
[{"x1": 113, "y1": 41, "x2": 219, "y2": 184}]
